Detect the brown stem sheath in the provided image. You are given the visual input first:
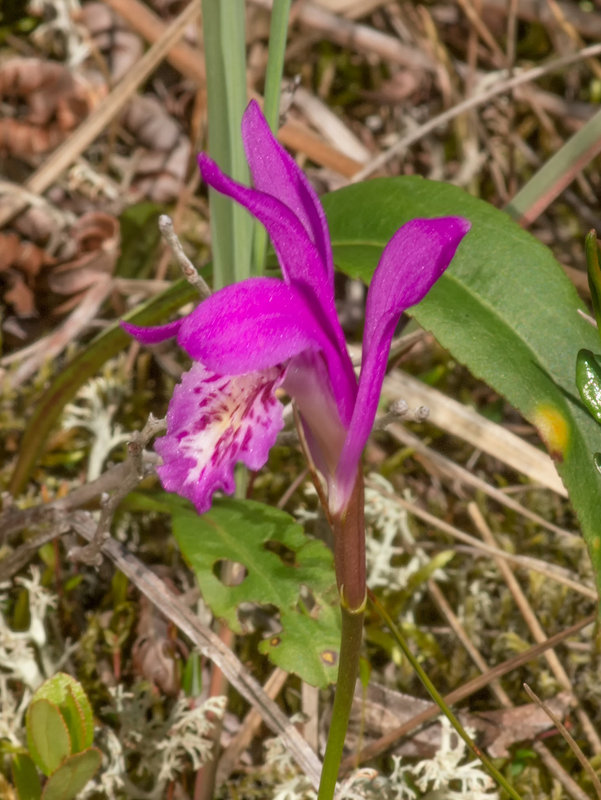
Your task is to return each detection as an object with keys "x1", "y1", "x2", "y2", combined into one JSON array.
[{"x1": 332, "y1": 471, "x2": 366, "y2": 613}]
